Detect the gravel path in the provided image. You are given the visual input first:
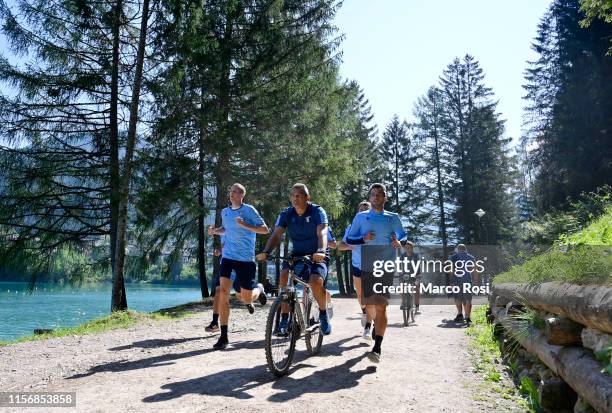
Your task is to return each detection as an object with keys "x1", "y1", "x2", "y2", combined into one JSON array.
[{"x1": 0, "y1": 298, "x2": 525, "y2": 412}]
